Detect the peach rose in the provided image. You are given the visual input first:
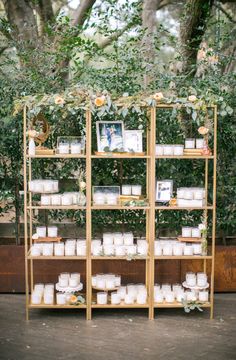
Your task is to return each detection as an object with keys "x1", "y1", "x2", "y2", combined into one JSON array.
[
  {"x1": 80, "y1": 181, "x2": 86, "y2": 190},
  {"x1": 198, "y1": 126, "x2": 209, "y2": 135},
  {"x1": 188, "y1": 95, "x2": 197, "y2": 102},
  {"x1": 54, "y1": 96, "x2": 65, "y2": 105},
  {"x1": 70, "y1": 295, "x2": 77, "y2": 304},
  {"x1": 153, "y1": 92, "x2": 164, "y2": 102},
  {"x1": 95, "y1": 96, "x2": 105, "y2": 107}
]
